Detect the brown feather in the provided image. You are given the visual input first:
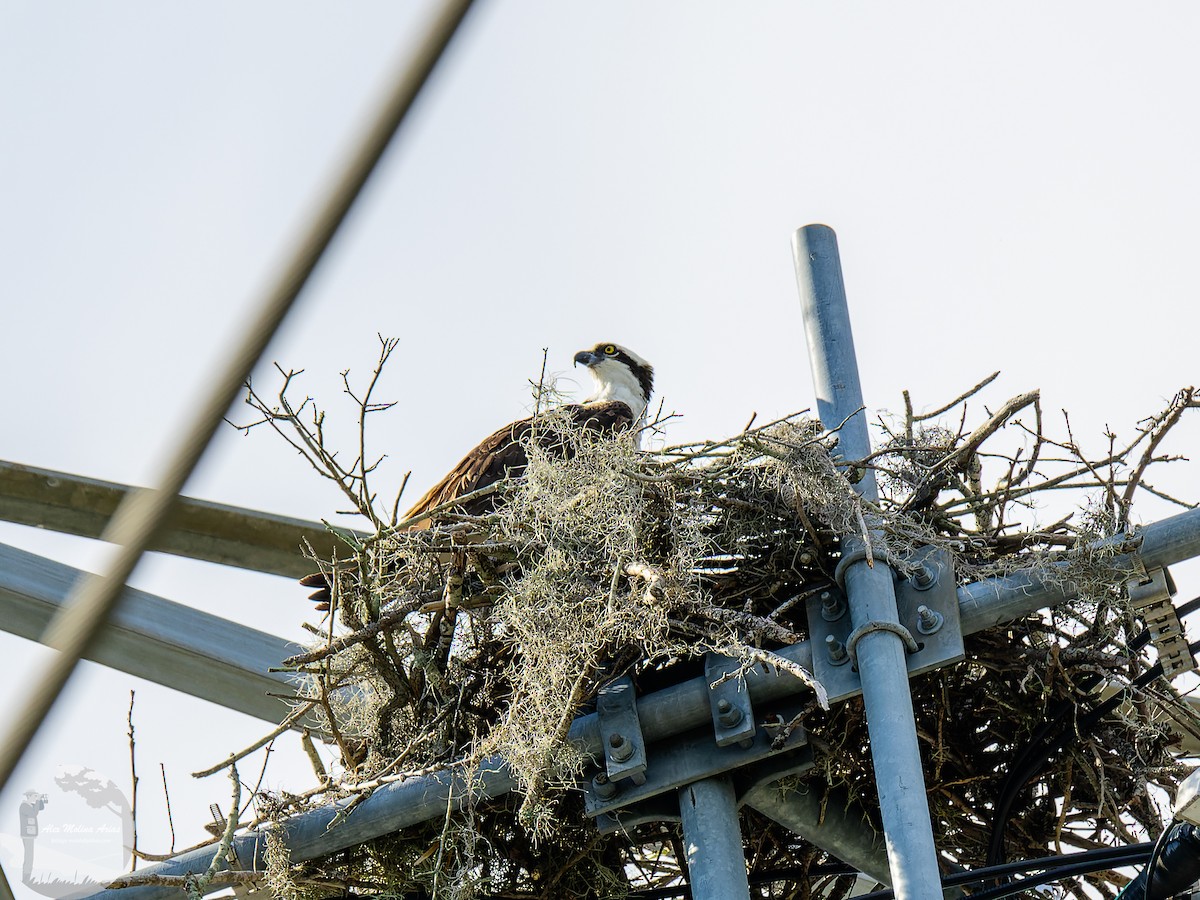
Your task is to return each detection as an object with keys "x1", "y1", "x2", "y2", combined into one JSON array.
[
  {"x1": 299, "y1": 401, "x2": 636, "y2": 604},
  {"x1": 401, "y1": 400, "x2": 635, "y2": 527}
]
